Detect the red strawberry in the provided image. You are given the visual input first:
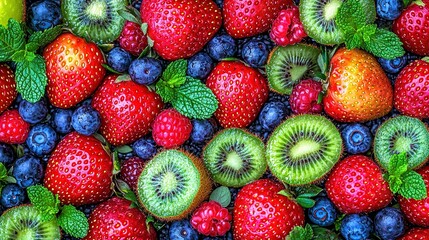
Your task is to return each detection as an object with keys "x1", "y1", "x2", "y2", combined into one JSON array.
[
  {"x1": 92, "y1": 75, "x2": 164, "y2": 146},
  {"x1": 223, "y1": 0, "x2": 293, "y2": 38},
  {"x1": 400, "y1": 228, "x2": 429, "y2": 240},
  {"x1": 206, "y1": 61, "x2": 269, "y2": 128},
  {"x1": 141, "y1": 0, "x2": 222, "y2": 60},
  {"x1": 233, "y1": 179, "x2": 305, "y2": 240},
  {"x1": 289, "y1": 79, "x2": 323, "y2": 114},
  {"x1": 44, "y1": 132, "x2": 113, "y2": 205},
  {"x1": 191, "y1": 200, "x2": 232, "y2": 237},
  {"x1": 118, "y1": 21, "x2": 148, "y2": 56},
  {"x1": 152, "y1": 108, "x2": 192, "y2": 149},
  {"x1": 43, "y1": 32, "x2": 106, "y2": 108},
  {"x1": 120, "y1": 157, "x2": 145, "y2": 192},
  {"x1": 0, "y1": 109, "x2": 30, "y2": 144},
  {"x1": 0, "y1": 64, "x2": 17, "y2": 114},
  {"x1": 393, "y1": 1, "x2": 429, "y2": 56},
  {"x1": 269, "y1": 6, "x2": 307, "y2": 46},
  {"x1": 394, "y1": 59, "x2": 429, "y2": 118},
  {"x1": 84, "y1": 197, "x2": 157, "y2": 240},
  {"x1": 326, "y1": 155, "x2": 393, "y2": 214}
]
